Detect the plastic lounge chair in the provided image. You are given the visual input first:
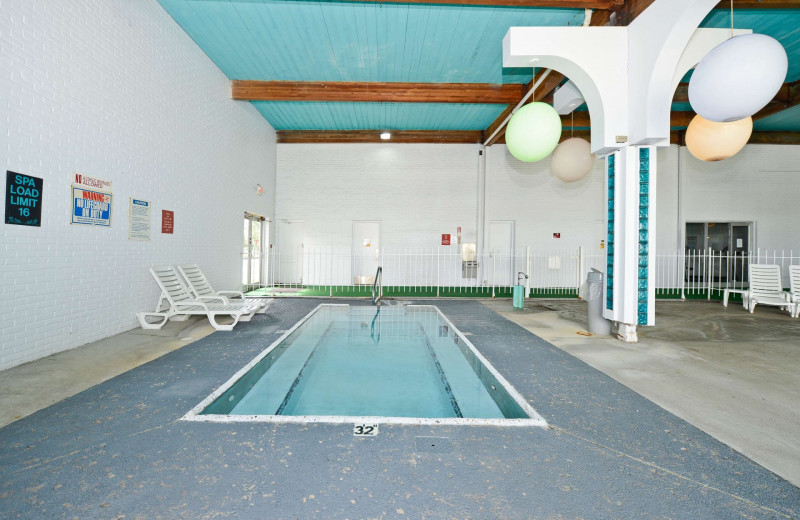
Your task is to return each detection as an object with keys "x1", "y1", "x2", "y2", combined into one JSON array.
[
  {"x1": 789, "y1": 265, "x2": 800, "y2": 318},
  {"x1": 137, "y1": 266, "x2": 261, "y2": 331},
  {"x1": 177, "y1": 263, "x2": 270, "y2": 314},
  {"x1": 747, "y1": 264, "x2": 791, "y2": 315}
]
